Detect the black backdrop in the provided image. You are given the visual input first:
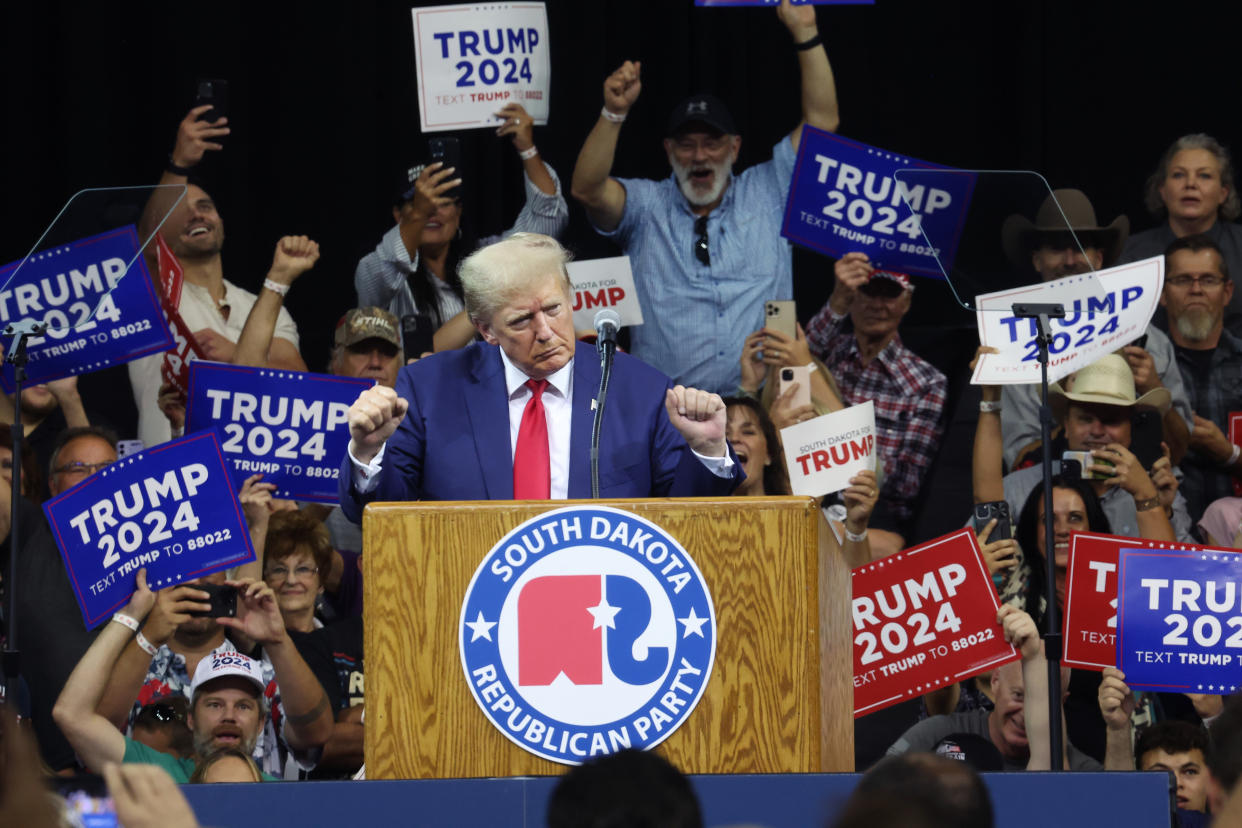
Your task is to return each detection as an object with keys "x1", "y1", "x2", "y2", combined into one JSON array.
[
  {"x1": 5, "y1": 0, "x2": 1240, "y2": 366},
  {"x1": 2, "y1": 0, "x2": 1239, "y2": 535}
]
